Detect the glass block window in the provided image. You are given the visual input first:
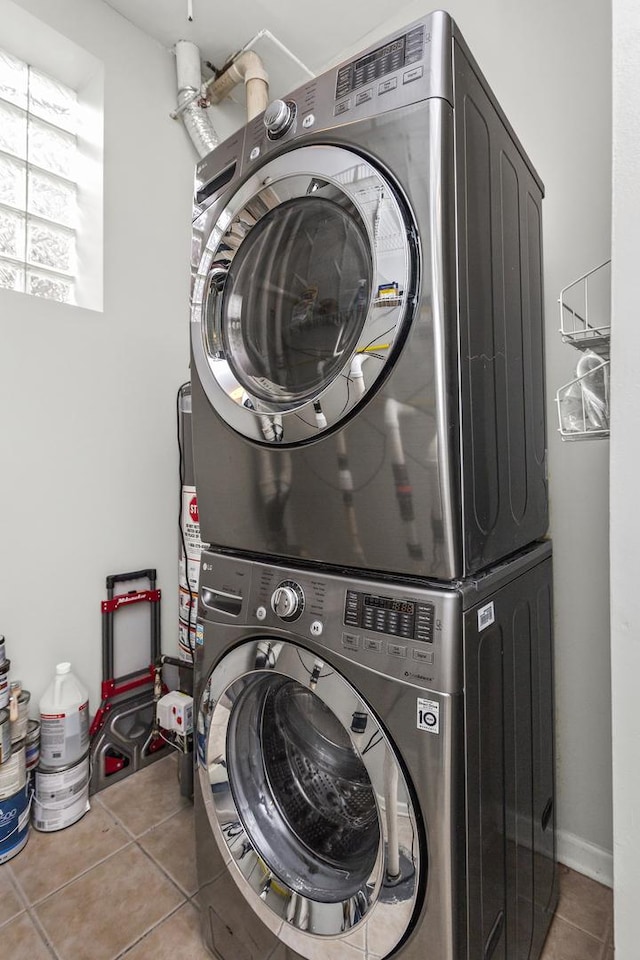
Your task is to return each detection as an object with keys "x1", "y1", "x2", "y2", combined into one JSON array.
[{"x1": 0, "y1": 49, "x2": 78, "y2": 304}]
